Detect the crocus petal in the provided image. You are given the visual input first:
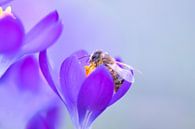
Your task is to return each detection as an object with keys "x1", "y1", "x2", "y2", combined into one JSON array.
[
  {"x1": 22, "y1": 11, "x2": 63, "y2": 54},
  {"x1": 115, "y1": 56, "x2": 122, "y2": 62},
  {"x1": 16, "y1": 56, "x2": 41, "y2": 91},
  {"x1": 26, "y1": 114, "x2": 48, "y2": 129},
  {"x1": 109, "y1": 81, "x2": 132, "y2": 106},
  {"x1": 77, "y1": 66, "x2": 114, "y2": 128},
  {"x1": 71, "y1": 49, "x2": 88, "y2": 57},
  {"x1": 26, "y1": 104, "x2": 60, "y2": 129},
  {"x1": 45, "y1": 104, "x2": 60, "y2": 129},
  {"x1": 39, "y1": 50, "x2": 61, "y2": 98},
  {"x1": 0, "y1": 53, "x2": 20, "y2": 78},
  {"x1": 60, "y1": 55, "x2": 85, "y2": 111},
  {"x1": 71, "y1": 49, "x2": 89, "y2": 65},
  {"x1": 0, "y1": 0, "x2": 12, "y2": 5},
  {"x1": 115, "y1": 57, "x2": 123, "y2": 67},
  {"x1": 0, "y1": 15, "x2": 24, "y2": 54}
]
